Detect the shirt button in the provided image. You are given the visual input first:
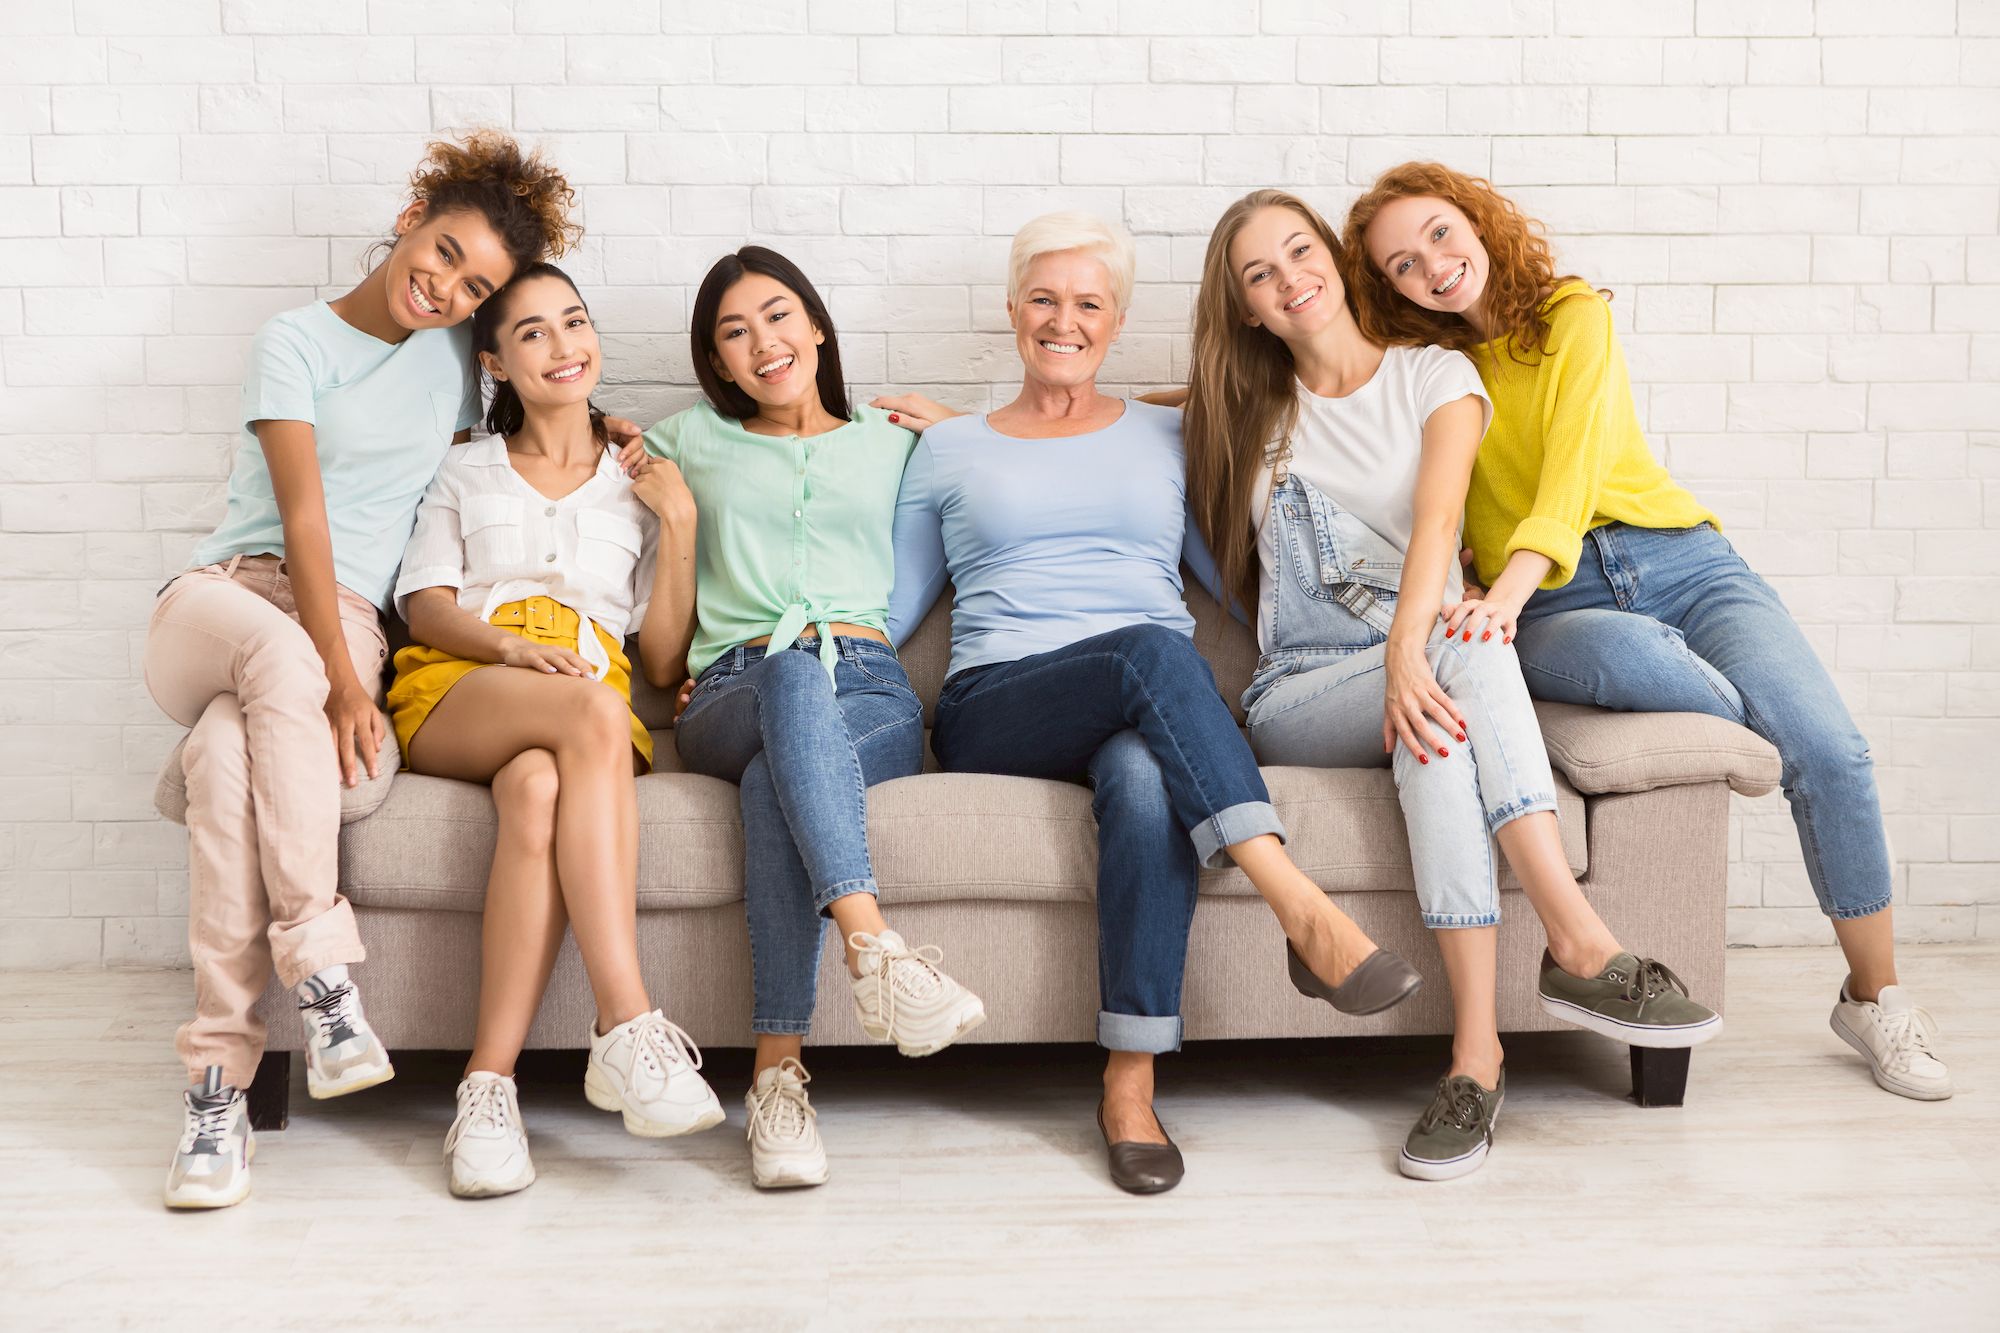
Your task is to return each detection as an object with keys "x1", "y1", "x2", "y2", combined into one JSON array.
[
  {"x1": 793, "y1": 509, "x2": 802, "y2": 518},
  {"x1": 544, "y1": 553, "x2": 557, "y2": 563},
  {"x1": 544, "y1": 505, "x2": 556, "y2": 517}
]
